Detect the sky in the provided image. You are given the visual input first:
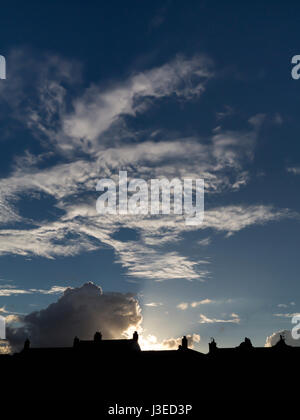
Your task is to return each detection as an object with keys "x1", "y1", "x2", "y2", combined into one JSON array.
[{"x1": 0, "y1": 0, "x2": 300, "y2": 353}]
